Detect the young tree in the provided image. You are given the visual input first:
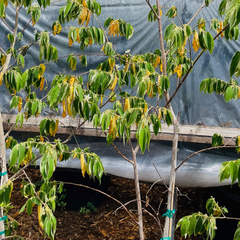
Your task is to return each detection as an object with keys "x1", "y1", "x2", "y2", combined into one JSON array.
[{"x1": 1, "y1": 0, "x2": 240, "y2": 239}]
